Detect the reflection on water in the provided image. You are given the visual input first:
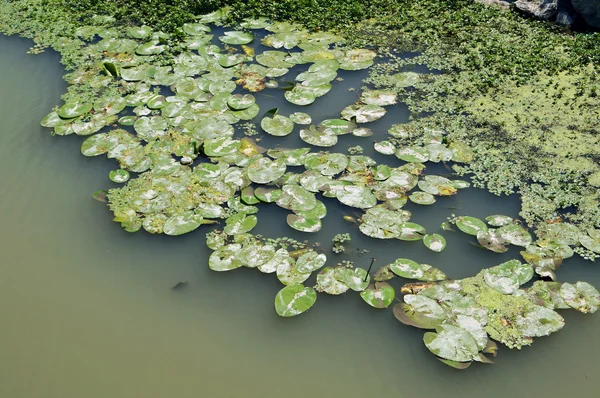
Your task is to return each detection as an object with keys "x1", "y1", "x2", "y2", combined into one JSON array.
[{"x1": 1, "y1": 34, "x2": 599, "y2": 398}]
